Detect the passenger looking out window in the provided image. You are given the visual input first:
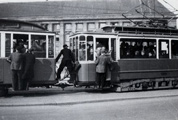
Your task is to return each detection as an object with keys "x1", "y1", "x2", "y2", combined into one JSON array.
[
  {"x1": 79, "y1": 43, "x2": 86, "y2": 61},
  {"x1": 171, "y1": 40, "x2": 178, "y2": 58},
  {"x1": 120, "y1": 38, "x2": 156, "y2": 59},
  {"x1": 87, "y1": 36, "x2": 94, "y2": 61}
]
